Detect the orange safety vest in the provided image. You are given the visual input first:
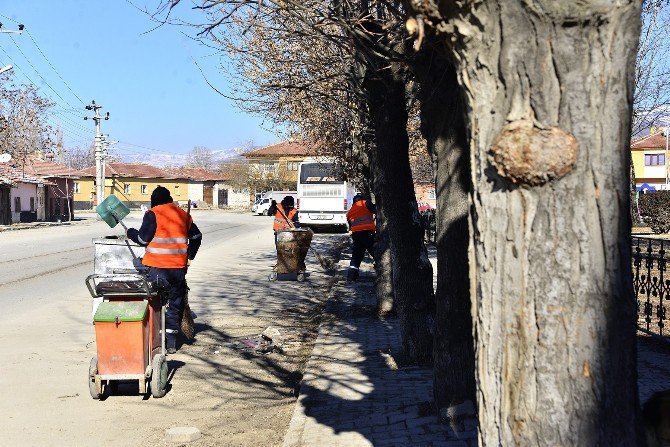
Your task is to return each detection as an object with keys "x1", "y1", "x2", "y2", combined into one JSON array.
[
  {"x1": 347, "y1": 200, "x2": 375, "y2": 232},
  {"x1": 273, "y1": 204, "x2": 297, "y2": 231},
  {"x1": 142, "y1": 203, "x2": 191, "y2": 269}
]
